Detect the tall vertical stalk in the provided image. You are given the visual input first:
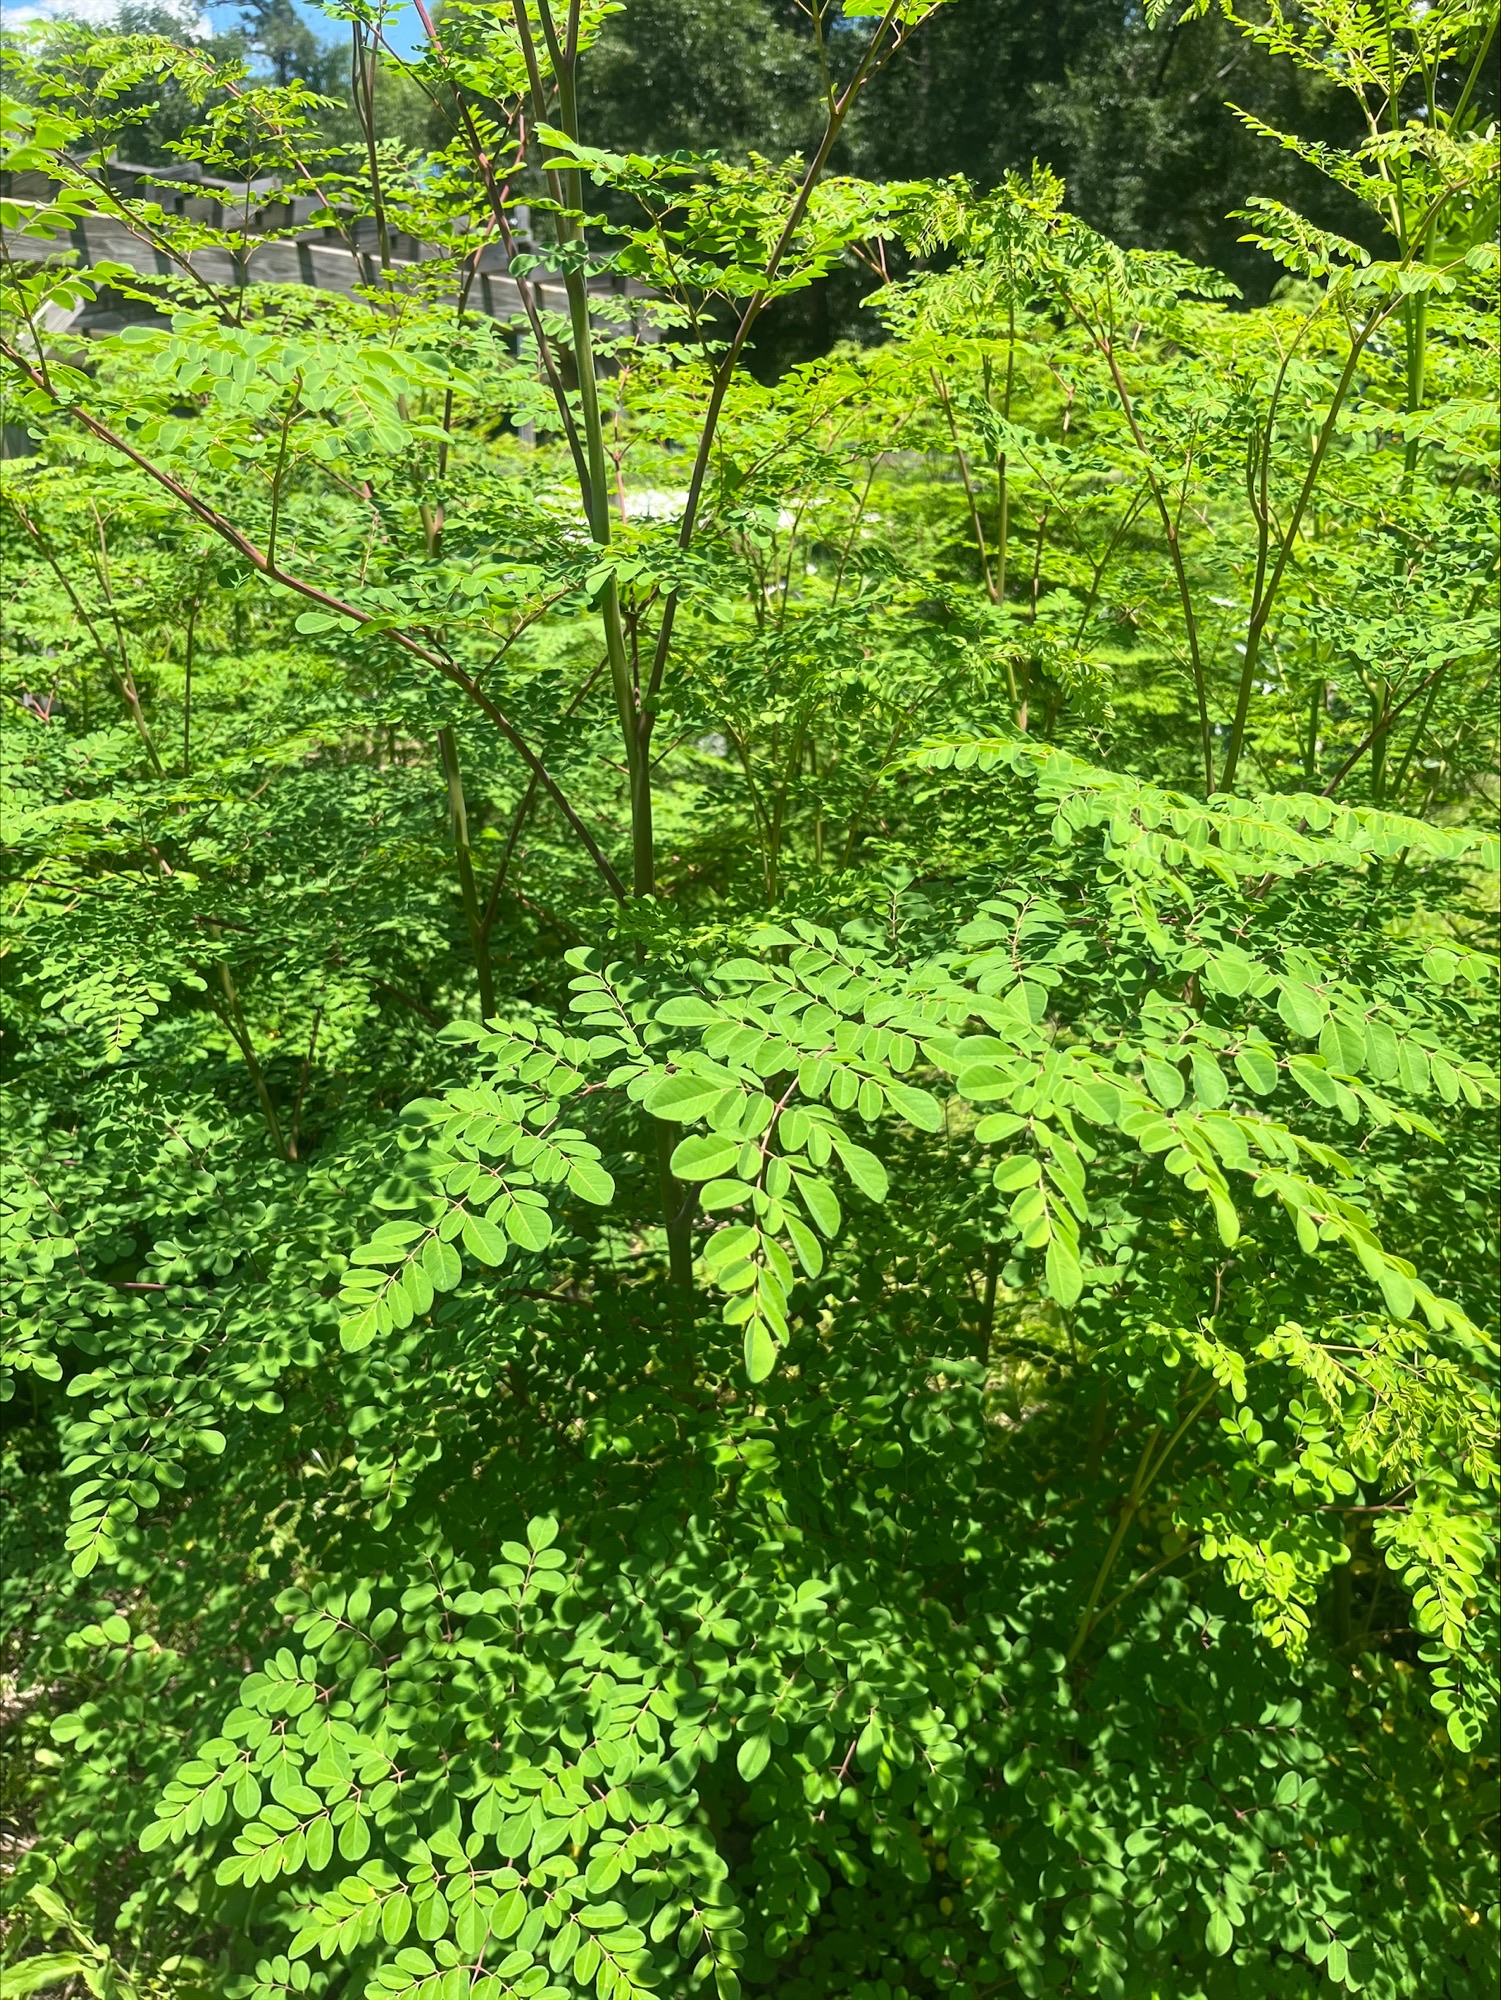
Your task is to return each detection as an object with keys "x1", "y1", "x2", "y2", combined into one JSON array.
[
  {"x1": 1304, "y1": 677, "x2": 1324, "y2": 783},
  {"x1": 8, "y1": 500, "x2": 166, "y2": 776},
  {"x1": 1083, "y1": 319, "x2": 1213, "y2": 790},
  {"x1": 181, "y1": 598, "x2": 197, "y2": 777},
  {"x1": 438, "y1": 726, "x2": 497, "y2": 1021},
  {"x1": 212, "y1": 943, "x2": 288, "y2": 1161},
  {"x1": 509, "y1": 1, "x2": 649, "y2": 892},
  {"x1": 1219, "y1": 317, "x2": 1376, "y2": 793},
  {"x1": 994, "y1": 305, "x2": 1016, "y2": 604},
  {"x1": 351, "y1": 23, "x2": 392, "y2": 273},
  {"x1": 933, "y1": 369, "x2": 997, "y2": 601},
  {"x1": 1065, "y1": 1378, "x2": 1220, "y2": 1667}
]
